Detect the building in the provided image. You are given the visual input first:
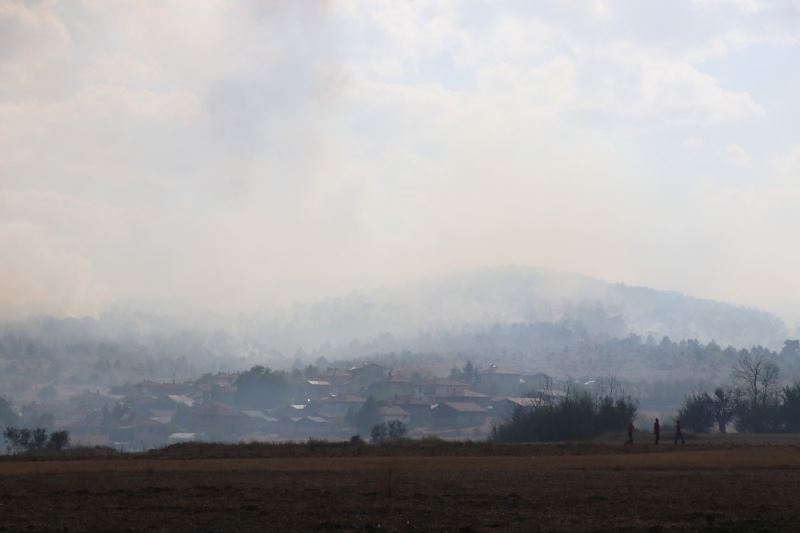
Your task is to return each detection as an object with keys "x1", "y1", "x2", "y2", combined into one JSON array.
[
  {"x1": 189, "y1": 401, "x2": 247, "y2": 441},
  {"x1": 314, "y1": 393, "x2": 366, "y2": 417},
  {"x1": 417, "y1": 379, "x2": 469, "y2": 400},
  {"x1": 491, "y1": 397, "x2": 545, "y2": 419},
  {"x1": 432, "y1": 401, "x2": 489, "y2": 428},
  {"x1": 478, "y1": 365, "x2": 522, "y2": 393}
]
